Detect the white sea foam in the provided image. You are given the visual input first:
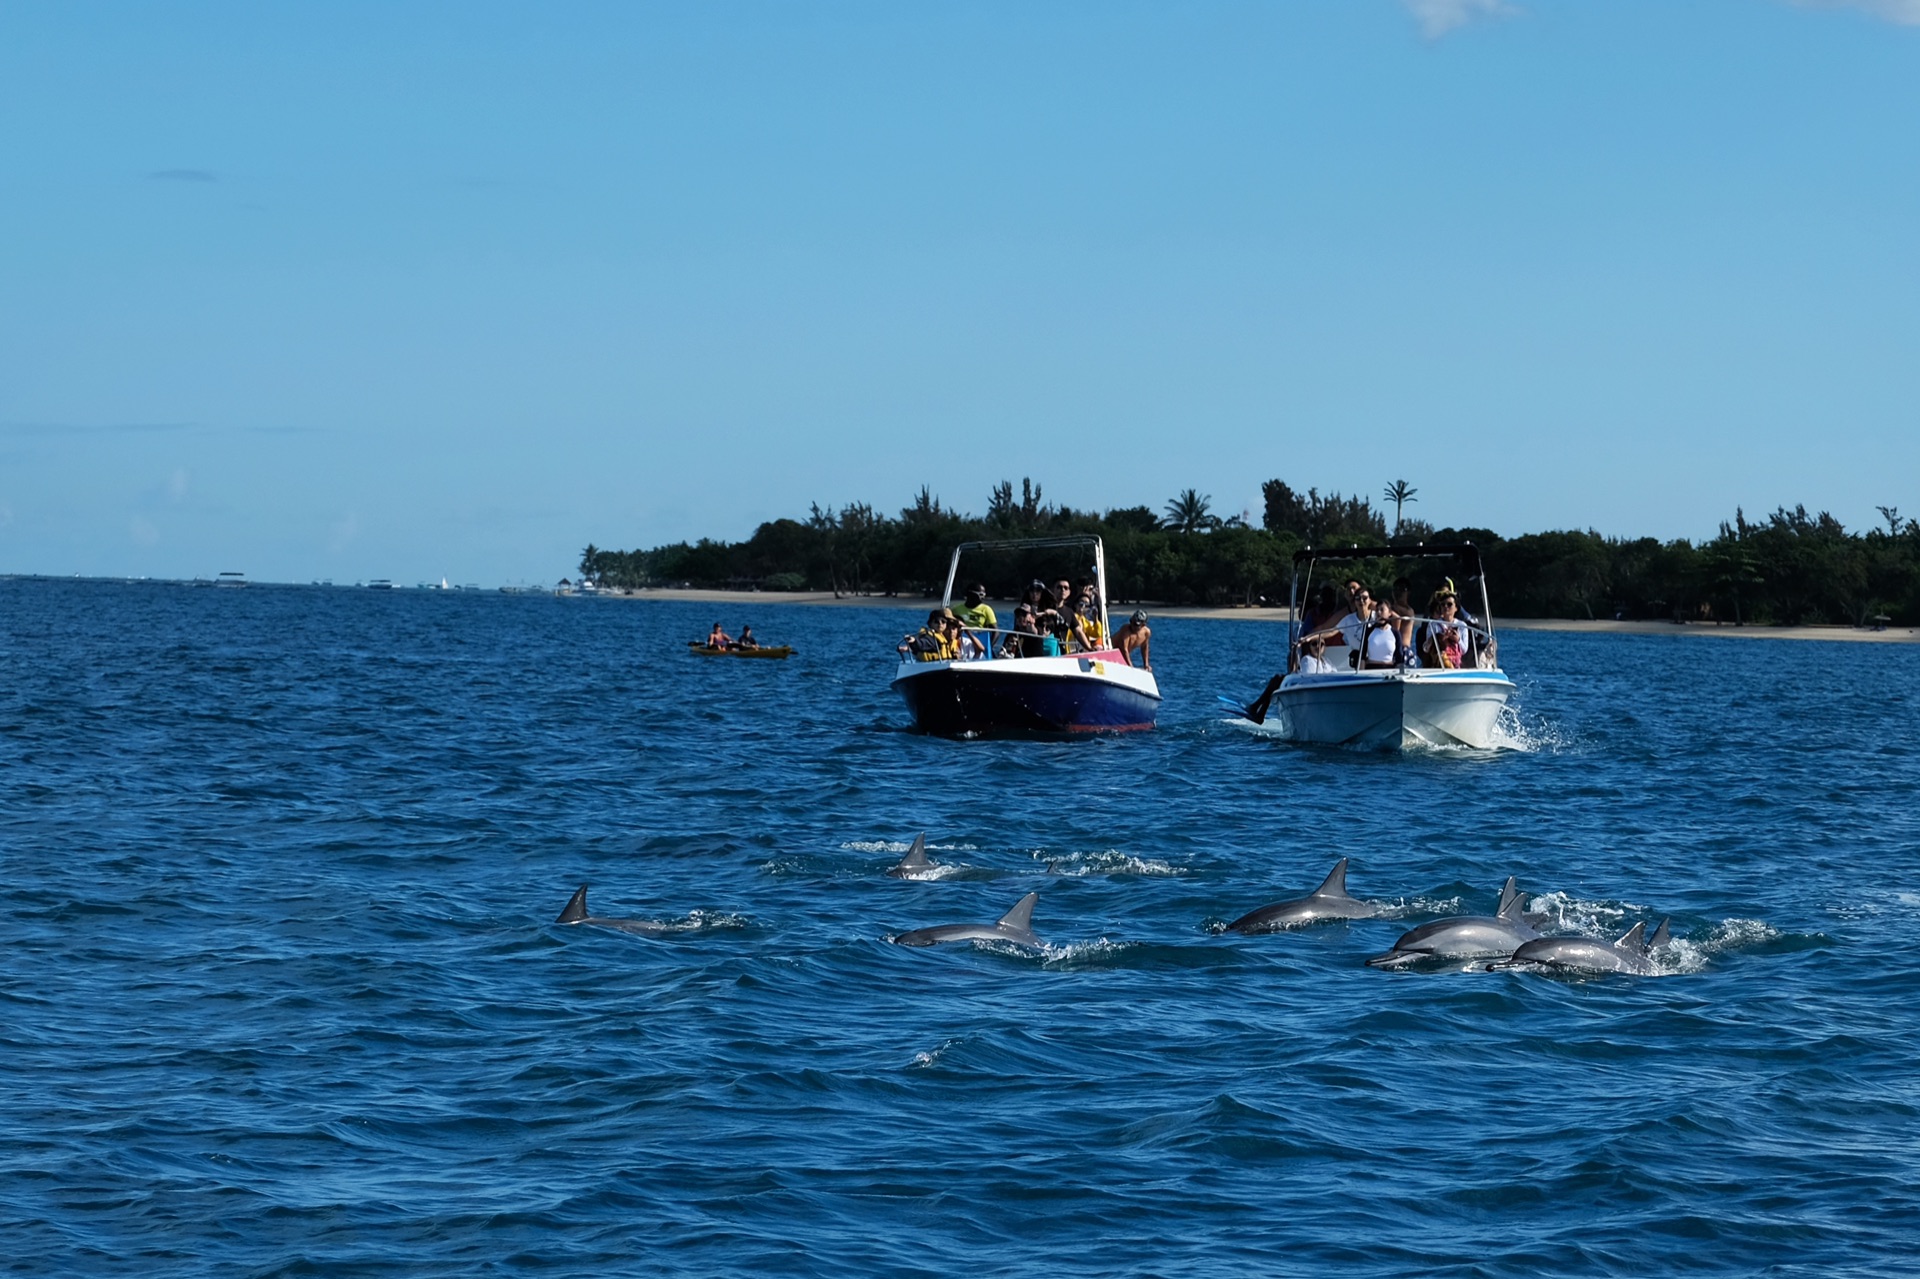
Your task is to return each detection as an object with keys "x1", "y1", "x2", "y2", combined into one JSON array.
[
  {"x1": 889, "y1": 863, "x2": 965, "y2": 882},
  {"x1": 1036, "y1": 937, "x2": 1136, "y2": 967},
  {"x1": 1040, "y1": 850, "x2": 1186, "y2": 877},
  {"x1": 1525, "y1": 891, "x2": 1640, "y2": 935},
  {"x1": 840, "y1": 839, "x2": 978, "y2": 853},
  {"x1": 909, "y1": 1038, "x2": 961, "y2": 1069}
]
